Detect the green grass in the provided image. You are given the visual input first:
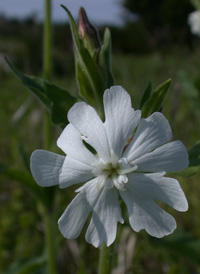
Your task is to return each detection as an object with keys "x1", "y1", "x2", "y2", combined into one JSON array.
[{"x1": 1, "y1": 49, "x2": 200, "y2": 273}]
